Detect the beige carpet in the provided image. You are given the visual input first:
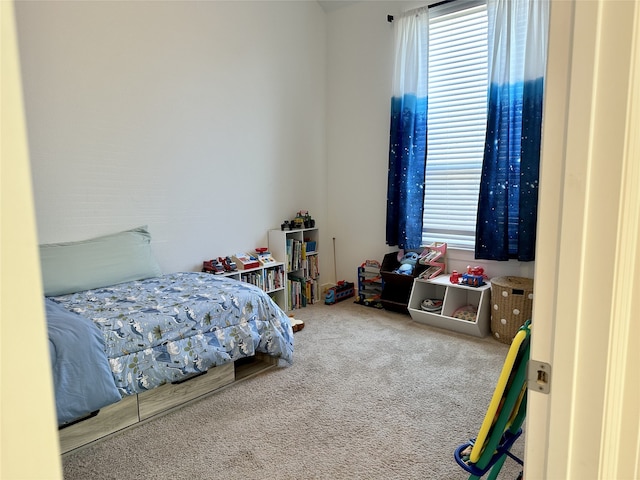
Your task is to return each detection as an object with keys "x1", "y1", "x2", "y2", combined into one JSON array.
[{"x1": 62, "y1": 301, "x2": 525, "y2": 479}]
